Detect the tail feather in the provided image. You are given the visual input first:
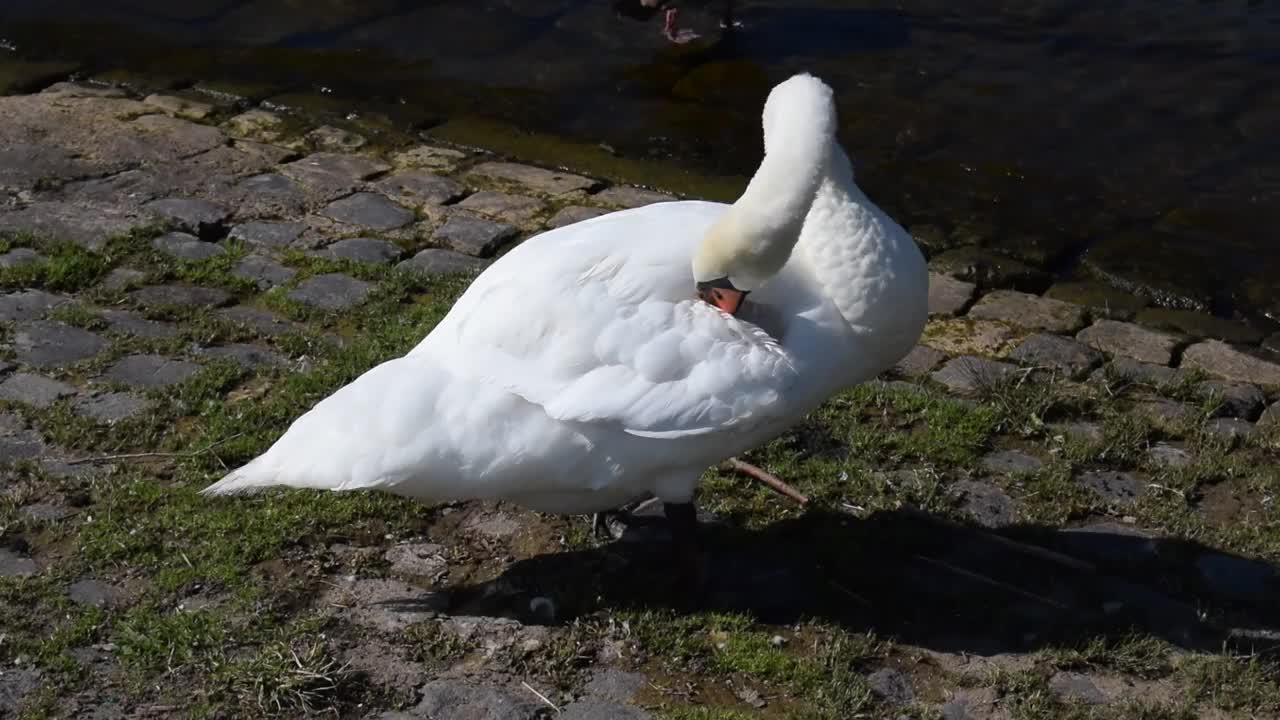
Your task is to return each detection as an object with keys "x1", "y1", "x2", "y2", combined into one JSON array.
[
  {"x1": 199, "y1": 454, "x2": 276, "y2": 496},
  {"x1": 197, "y1": 356, "x2": 446, "y2": 499}
]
